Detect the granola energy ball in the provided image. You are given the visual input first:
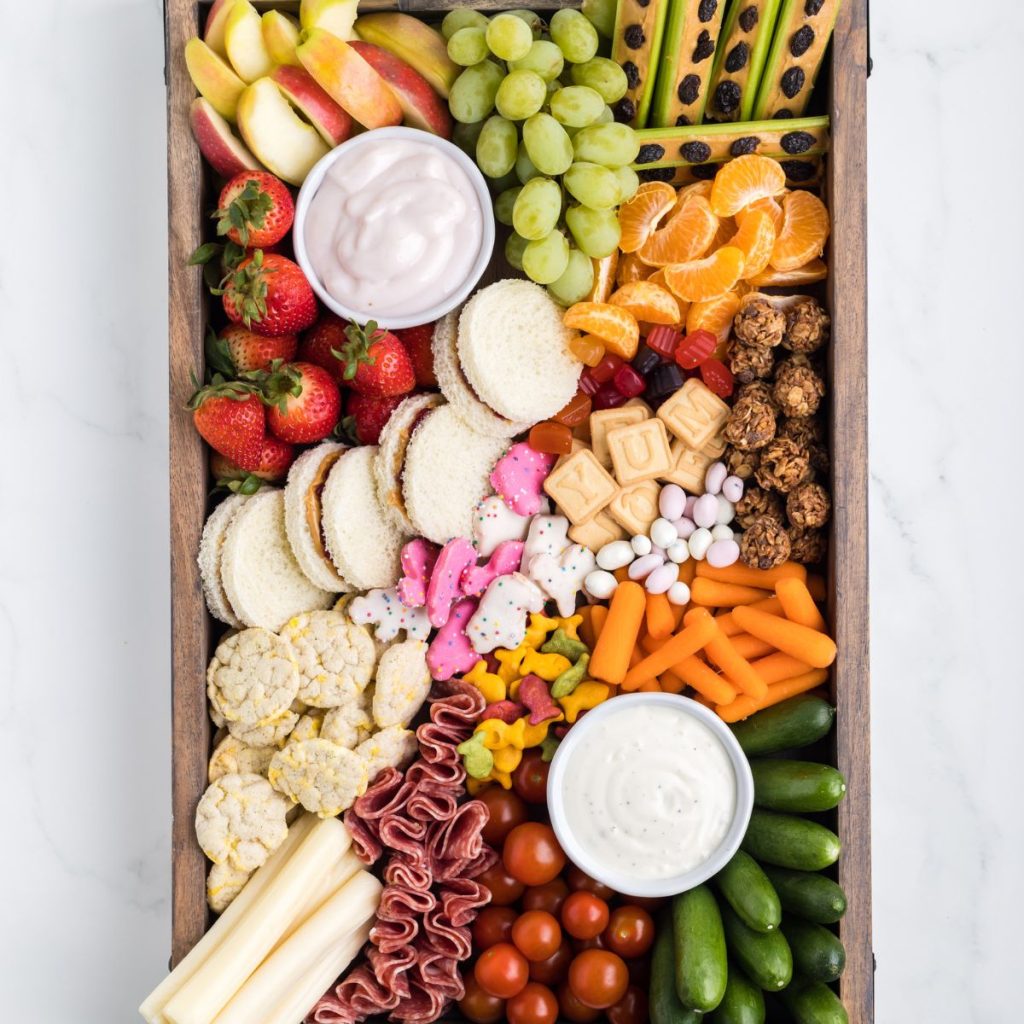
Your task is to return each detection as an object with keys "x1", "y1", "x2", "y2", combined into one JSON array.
[
  {"x1": 755, "y1": 437, "x2": 812, "y2": 493},
  {"x1": 729, "y1": 340, "x2": 776, "y2": 384},
  {"x1": 787, "y1": 482, "x2": 831, "y2": 529},
  {"x1": 737, "y1": 381, "x2": 777, "y2": 408},
  {"x1": 778, "y1": 416, "x2": 829, "y2": 474},
  {"x1": 735, "y1": 486, "x2": 785, "y2": 529},
  {"x1": 739, "y1": 515, "x2": 792, "y2": 569},
  {"x1": 733, "y1": 298, "x2": 786, "y2": 348},
  {"x1": 774, "y1": 356, "x2": 825, "y2": 418},
  {"x1": 788, "y1": 526, "x2": 828, "y2": 565},
  {"x1": 724, "y1": 394, "x2": 777, "y2": 452},
  {"x1": 783, "y1": 298, "x2": 830, "y2": 353},
  {"x1": 725, "y1": 446, "x2": 760, "y2": 481}
]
